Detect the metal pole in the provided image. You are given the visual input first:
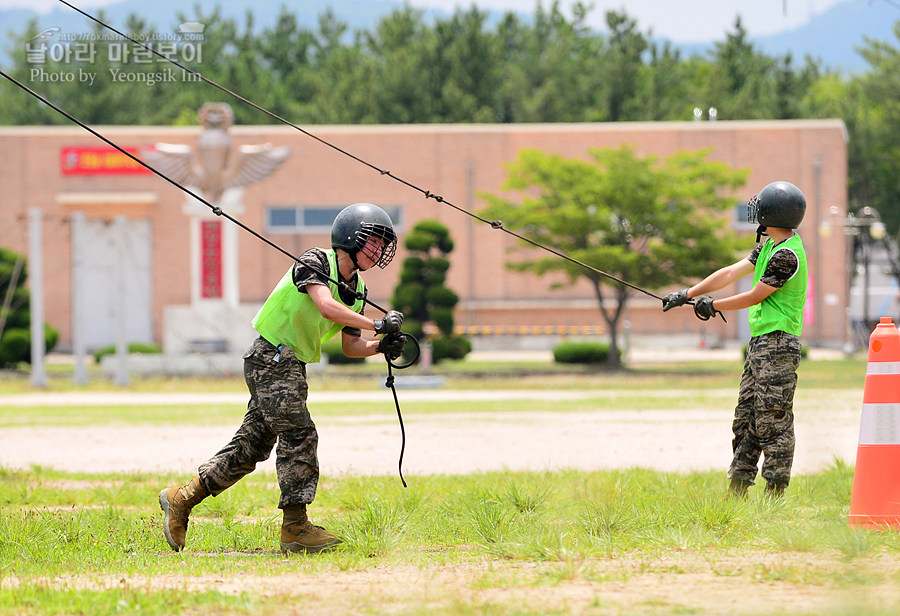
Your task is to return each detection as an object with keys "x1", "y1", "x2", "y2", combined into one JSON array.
[
  {"x1": 844, "y1": 219, "x2": 856, "y2": 354},
  {"x1": 71, "y1": 212, "x2": 88, "y2": 385},
  {"x1": 812, "y1": 158, "x2": 822, "y2": 346},
  {"x1": 28, "y1": 208, "x2": 46, "y2": 387},
  {"x1": 114, "y1": 216, "x2": 129, "y2": 386},
  {"x1": 863, "y1": 233, "x2": 871, "y2": 327},
  {"x1": 465, "y1": 160, "x2": 475, "y2": 327}
]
